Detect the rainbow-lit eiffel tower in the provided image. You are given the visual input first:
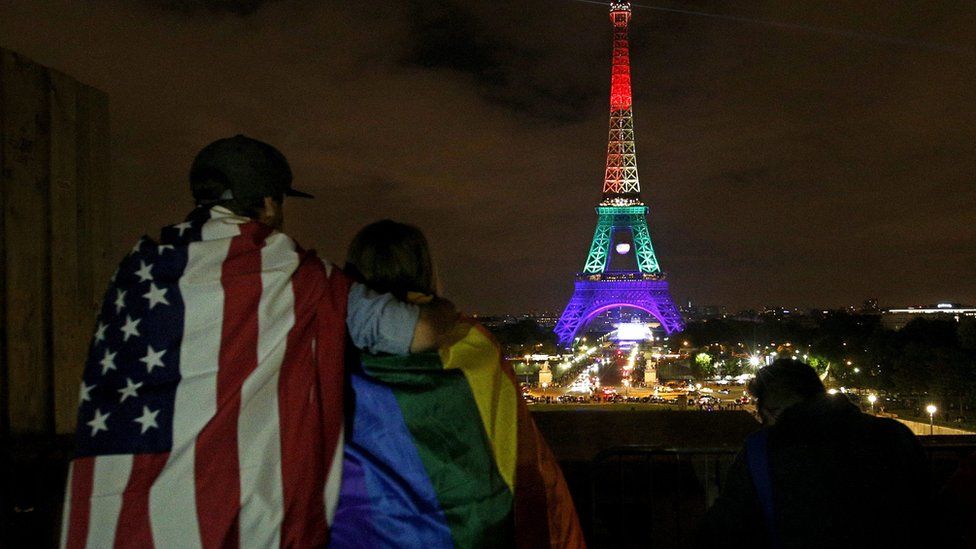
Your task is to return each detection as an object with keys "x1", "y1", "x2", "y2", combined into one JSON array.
[{"x1": 554, "y1": 1, "x2": 683, "y2": 347}]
